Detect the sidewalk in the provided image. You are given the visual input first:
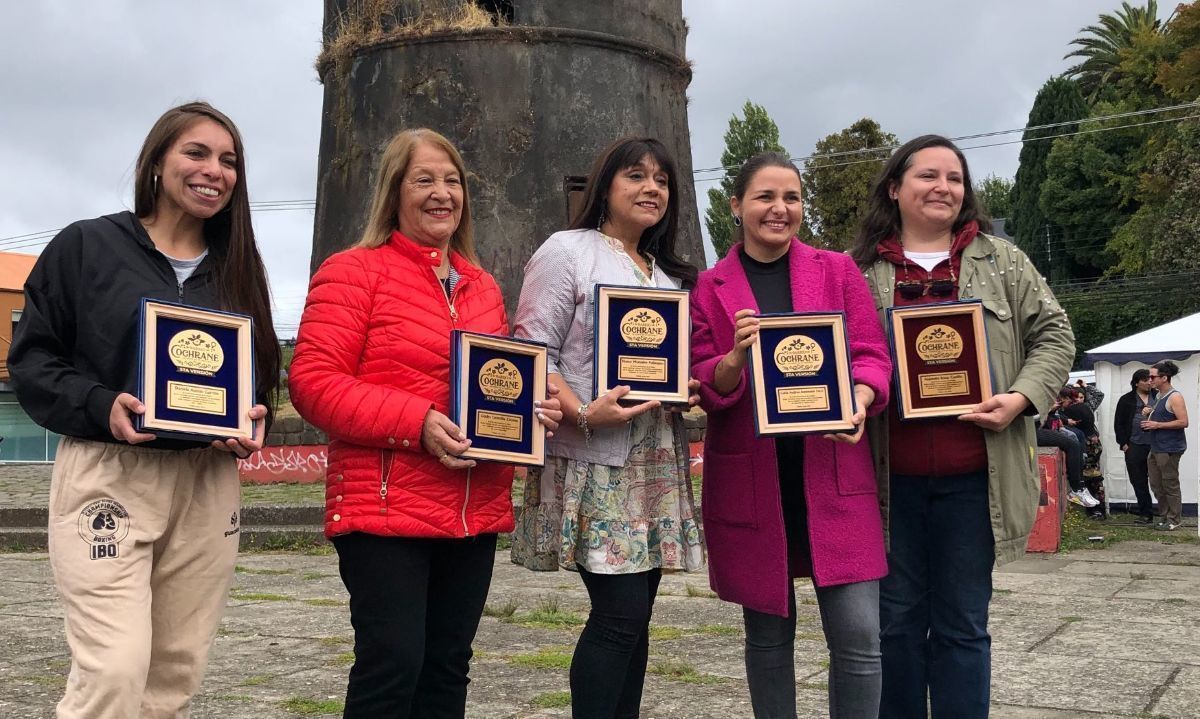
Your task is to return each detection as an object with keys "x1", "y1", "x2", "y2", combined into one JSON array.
[{"x1": 2, "y1": 465, "x2": 1199, "y2": 717}]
